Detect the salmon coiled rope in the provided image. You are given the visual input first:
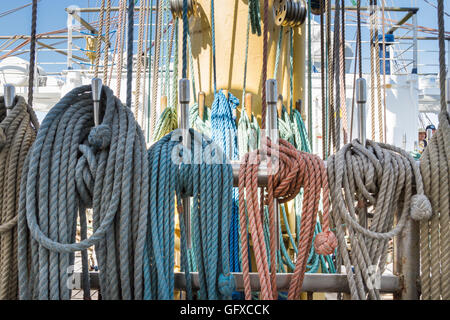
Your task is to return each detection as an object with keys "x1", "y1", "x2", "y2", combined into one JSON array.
[{"x1": 238, "y1": 138, "x2": 336, "y2": 300}]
